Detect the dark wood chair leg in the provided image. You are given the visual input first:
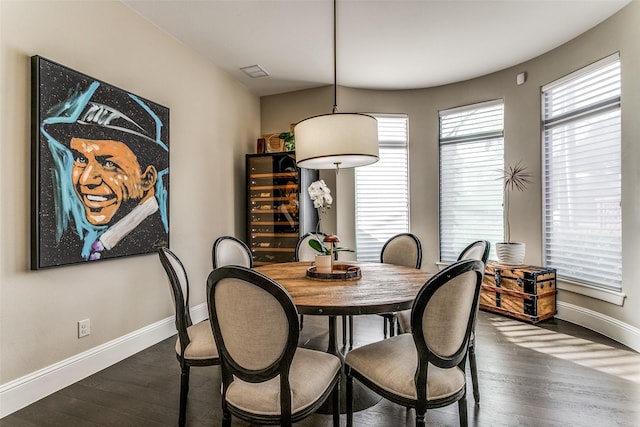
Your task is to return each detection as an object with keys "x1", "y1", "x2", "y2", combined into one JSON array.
[
  {"x1": 382, "y1": 314, "x2": 396, "y2": 338},
  {"x1": 222, "y1": 407, "x2": 232, "y2": 427},
  {"x1": 348, "y1": 315, "x2": 354, "y2": 349},
  {"x1": 220, "y1": 391, "x2": 232, "y2": 427},
  {"x1": 179, "y1": 365, "x2": 190, "y2": 427},
  {"x1": 469, "y1": 342, "x2": 480, "y2": 405},
  {"x1": 458, "y1": 395, "x2": 468, "y2": 427},
  {"x1": 383, "y1": 315, "x2": 389, "y2": 338},
  {"x1": 300, "y1": 314, "x2": 304, "y2": 330},
  {"x1": 389, "y1": 314, "x2": 396, "y2": 337},
  {"x1": 342, "y1": 315, "x2": 347, "y2": 347},
  {"x1": 332, "y1": 378, "x2": 340, "y2": 427},
  {"x1": 346, "y1": 367, "x2": 354, "y2": 427}
]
